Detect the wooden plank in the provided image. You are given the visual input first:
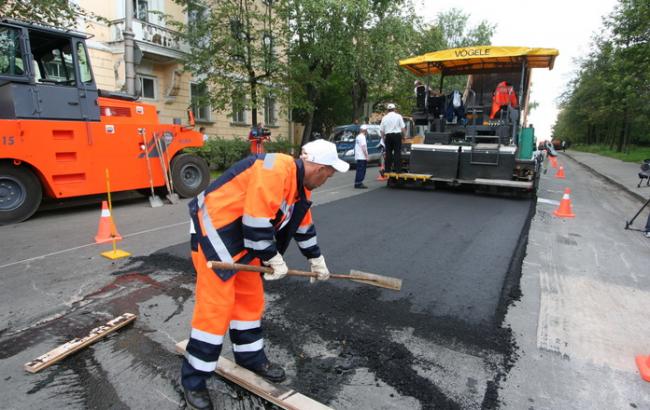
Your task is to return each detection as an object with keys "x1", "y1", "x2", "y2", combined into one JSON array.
[
  {"x1": 175, "y1": 339, "x2": 332, "y2": 410},
  {"x1": 24, "y1": 313, "x2": 136, "y2": 373}
]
